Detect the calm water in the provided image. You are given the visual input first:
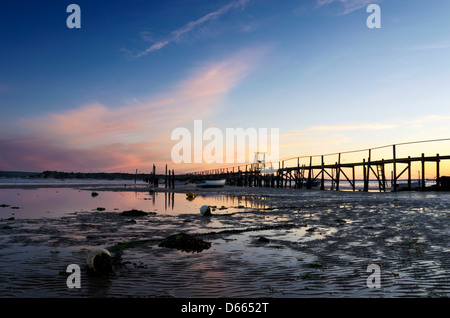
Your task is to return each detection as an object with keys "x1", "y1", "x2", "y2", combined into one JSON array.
[{"x1": 0, "y1": 187, "x2": 268, "y2": 219}]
